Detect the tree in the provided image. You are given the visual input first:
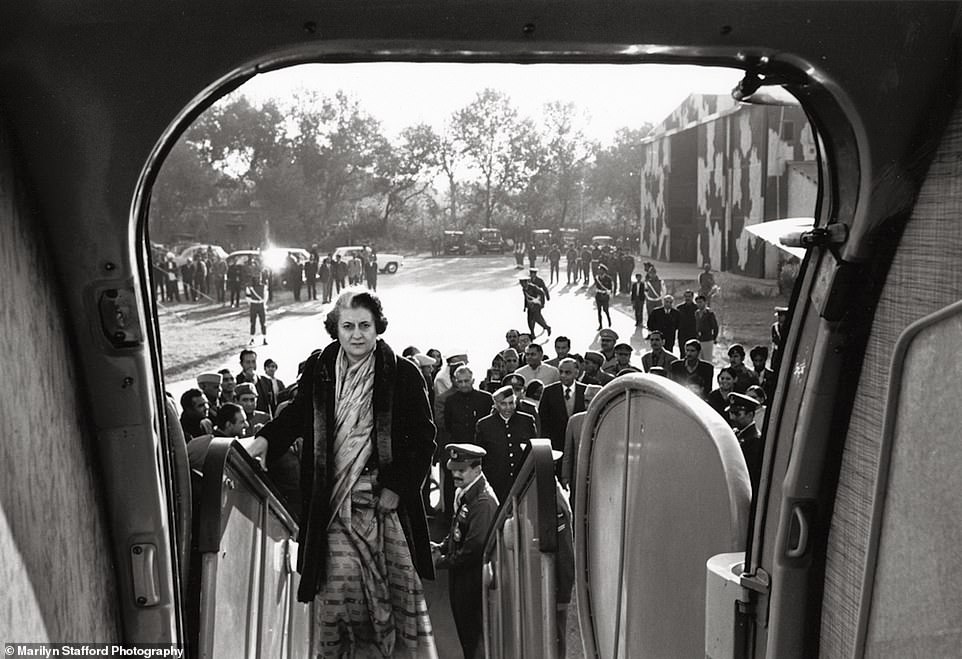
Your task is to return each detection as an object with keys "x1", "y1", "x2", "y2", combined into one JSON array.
[
  {"x1": 150, "y1": 138, "x2": 219, "y2": 242},
  {"x1": 453, "y1": 89, "x2": 526, "y2": 227},
  {"x1": 292, "y1": 90, "x2": 387, "y2": 230},
  {"x1": 588, "y1": 125, "x2": 652, "y2": 229},
  {"x1": 373, "y1": 123, "x2": 440, "y2": 230},
  {"x1": 542, "y1": 101, "x2": 596, "y2": 226}
]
